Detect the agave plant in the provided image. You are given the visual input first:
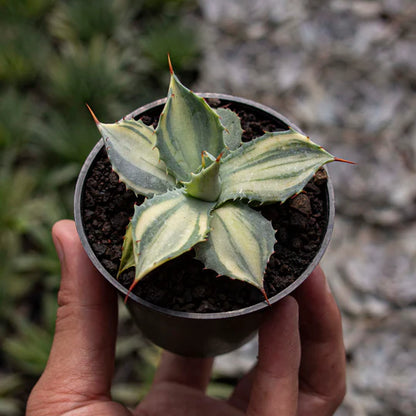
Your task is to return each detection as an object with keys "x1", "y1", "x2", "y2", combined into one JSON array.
[{"x1": 88, "y1": 61, "x2": 350, "y2": 301}]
